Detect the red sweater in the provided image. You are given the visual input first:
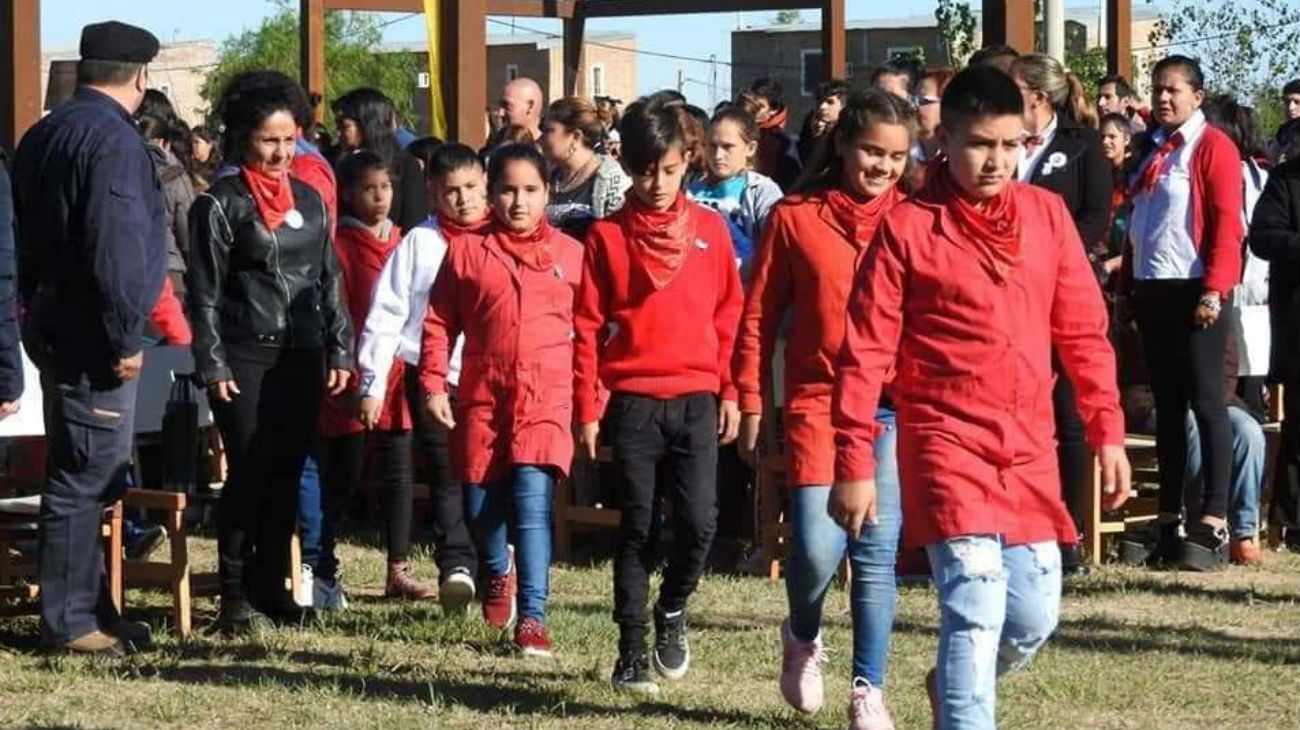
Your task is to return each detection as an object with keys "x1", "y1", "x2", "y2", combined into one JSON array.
[{"x1": 574, "y1": 202, "x2": 744, "y2": 424}]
